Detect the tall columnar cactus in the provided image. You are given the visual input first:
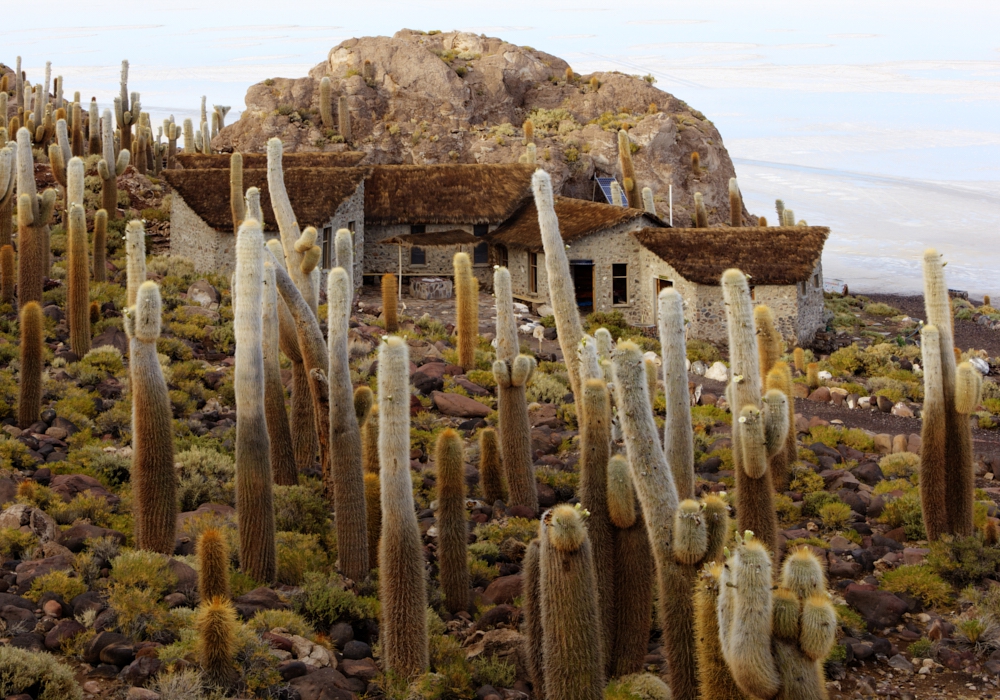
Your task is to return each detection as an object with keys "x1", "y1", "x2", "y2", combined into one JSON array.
[
  {"x1": 718, "y1": 538, "x2": 836, "y2": 700},
  {"x1": 605, "y1": 454, "x2": 654, "y2": 678},
  {"x1": 196, "y1": 597, "x2": 238, "y2": 688},
  {"x1": 694, "y1": 564, "x2": 748, "y2": 700},
  {"x1": 722, "y1": 269, "x2": 788, "y2": 551},
  {"x1": 534, "y1": 170, "x2": 586, "y2": 398},
  {"x1": 66, "y1": 203, "x2": 90, "y2": 356},
  {"x1": 262, "y1": 263, "x2": 297, "y2": 486},
  {"x1": 539, "y1": 504, "x2": 604, "y2": 700},
  {"x1": 493, "y1": 266, "x2": 538, "y2": 511},
  {"x1": 327, "y1": 266, "x2": 368, "y2": 581},
  {"x1": 319, "y1": 77, "x2": 334, "y2": 129},
  {"x1": 610, "y1": 181, "x2": 623, "y2": 207},
  {"x1": 71, "y1": 101, "x2": 83, "y2": 156},
  {"x1": 617, "y1": 129, "x2": 639, "y2": 208},
  {"x1": 658, "y1": 288, "x2": 694, "y2": 500},
  {"x1": 478, "y1": 427, "x2": 506, "y2": 504},
  {"x1": 766, "y1": 362, "x2": 797, "y2": 493},
  {"x1": 16, "y1": 127, "x2": 57, "y2": 305},
  {"x1": 115, "y1": 60, "x2": 137, "y2": 152},
  {"x1": 436, "y1": 428, "x2": 469, "y2": 614},
  {"x1": 578, "y1": 379, "x2": 615, "y2": 662},
  {"x1": 0, "y1": 143, "x2": 15, "y2": 275},
  {"x1": 234, "y1": 219, "x2": 277, "y2": 582},
  {"x1": 522, "y1": 538, "x2": 545, "y2": 695},
  {"x1": 729, "y1": 178, "x2": 742, "y2": 227},
  {"x1": 642, "y1": 186, "x2": 655, "y2": 215},
  {"x1": 200, "y1": 120, "x2": 211, "y2": 155},
  {"x1": 382, "y1": 273, "x2": 398, "y2": 332},
  {"x1": 87, "y1": 99, "x2": 100, "y2": 155},
  {"x1": 611, "y1": 340, "x2": 730, "y2": 700},
  {"x1": 454, "y1": 252, "x2": 478, "y2": 370},
  {"x1": 805, "y1": 362, "x2": 819, "y2": 390},
  {"x1": 921, "y1": 249, "x2": 977, "y2": 538},
  {"x1": 694, "y1": 192, "x2": 708, "y2": 228},
  {"x1": 364, "y1": 472, "x2": 381, "y2": 569},
  {"x1": 230, "y1": 153, "x2": 245, "y2": 235},
  {"x1": 125, "y1": 281, "x2": 177, "y2": 553},
  {"x1": 523, "y1": 119, "x2": 534, "y2": 145},
  {"x1": 98, "y1": 109, "x2": 129, "y2": 220},
  {"x1": 92, "y1": 210, "x2": 108, "y2": 283},
  {"x1": 125, "y1": 220, "x2": 146, "y2": 308},
  {"x1": 754, "y1": 306, "x2": 783, "y2": 382},
  {"x1": 781, "y1": 209, "x2": 796, "y2": 227},
  {"x1": 183, "y1": 118, "x2": 195, "y2": 154},
  {"x1": 338, "y1": 95, "x2": 351, "y2": 143},
  {"x1": 775, "y1": 199, "x2": 785, "y2": 225},
  {"x1": 0, "y1": 246, "x2": 14, "y2": 304},
  {"x1": 378, "y1": 336, "x2": 429, "y2": 677},
  {"x1": 335, "y1": 228, "x2": 354, "y2": 280},
  {"x1": 197, "y1": 528, "x2": 231, "y2": 602},
  {"x1": 17, "y1": 302, "x2": 43, "y2": 429},
  {"x1": 165, "y1": 119, "x2": 180, "y2": 168},
  {"x1": 792, "y1": 347, "x2": 805, "y2": 373}
]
